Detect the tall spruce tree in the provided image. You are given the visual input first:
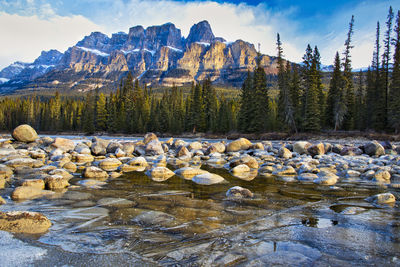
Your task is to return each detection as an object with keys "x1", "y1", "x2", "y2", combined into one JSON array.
[
  {"x1": 276, "y1": 33, "x2": 296, "y2": 132},
  {"x1": 96, "y1": 92, "x2": 107, "y2": 131},
  {"x1": 389, "y1": 11, "x2": 400, "y2": 133},
  {"x1": 383, "y1": 7, "x2": 394, "y2": 128},
  {"x1": 342, "y1": 15, "x2": 355, "y2": 130},
  {"x1": 238, "y1": 71, "x2": 254, "y2": 132}
]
